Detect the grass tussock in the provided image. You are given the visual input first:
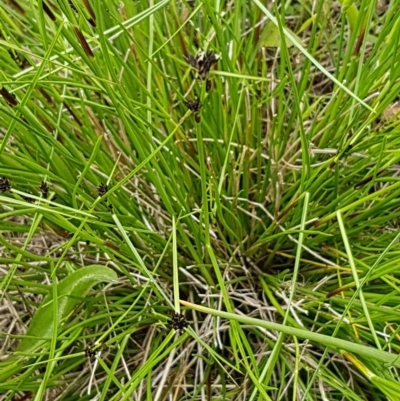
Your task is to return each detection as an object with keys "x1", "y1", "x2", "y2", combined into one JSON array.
[{"x1": 0, "y1": 0, "x2": 400, "y2": 400}]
